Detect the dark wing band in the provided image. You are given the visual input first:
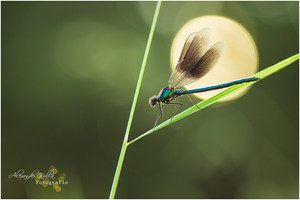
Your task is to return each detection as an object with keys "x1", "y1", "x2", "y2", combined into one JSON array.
[
  {"x1": 168, "y1": 28, "x2": 210, "y2": 87},
  {"x1": 168, "y1": 28, "x2": 225, "y2": 88}
]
